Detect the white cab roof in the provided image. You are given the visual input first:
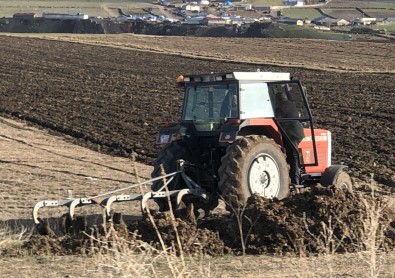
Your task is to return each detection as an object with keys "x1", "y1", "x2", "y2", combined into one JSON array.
[{"x1": 233, "y1": 72, "x2": 290, "y2": 81}]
